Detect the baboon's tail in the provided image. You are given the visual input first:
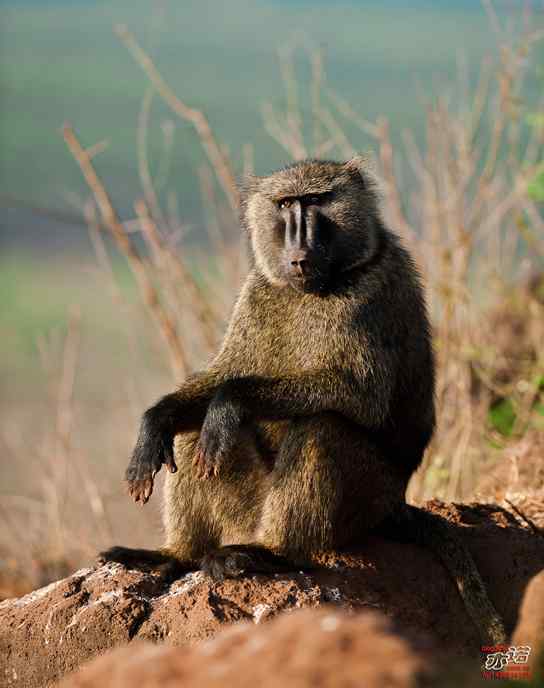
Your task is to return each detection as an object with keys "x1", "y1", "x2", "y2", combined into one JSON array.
[{"x1": 380, "y1": 504, "x2": 507, "y2": 645}]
